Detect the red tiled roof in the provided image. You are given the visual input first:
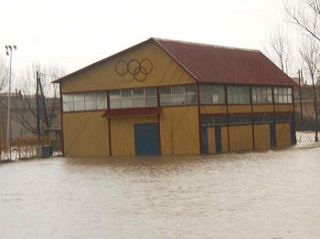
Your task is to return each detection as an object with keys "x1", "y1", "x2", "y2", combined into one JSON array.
[
  {"x1": 54, "y1": 38, "x2": 296, "y2": 87},
  {"x1": 153, "y1": 38, "x2": 296, "y2": 86}
]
